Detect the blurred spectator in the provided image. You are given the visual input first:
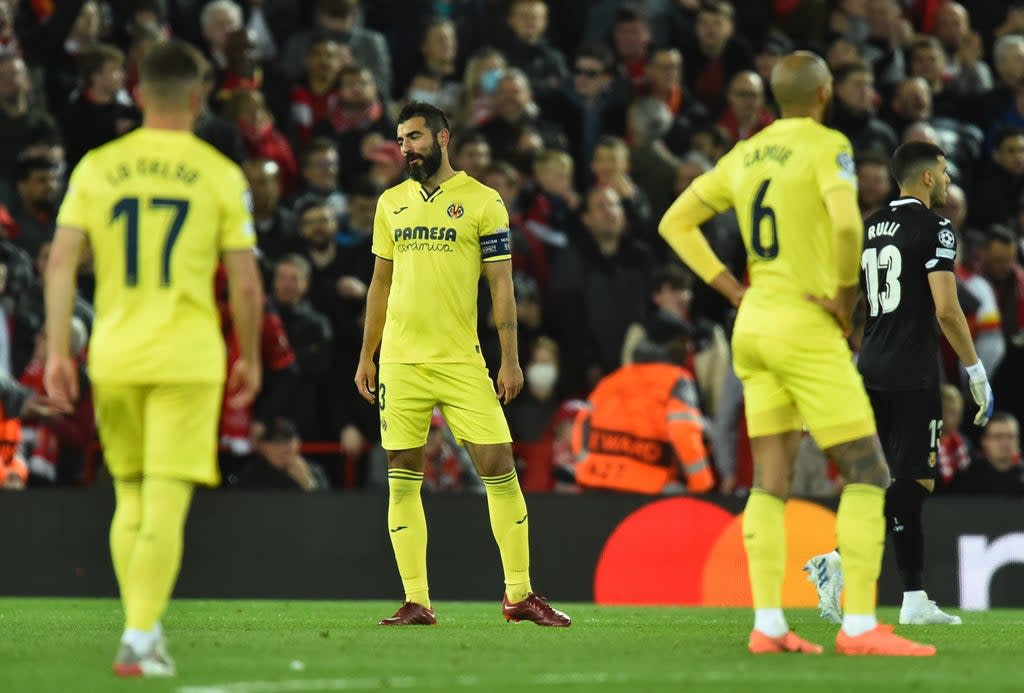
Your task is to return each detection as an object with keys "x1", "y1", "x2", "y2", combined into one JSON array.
[
  {"x1": 273, "y1": 254, "x2": 333, "y2": 440},
  {"x1": 451, "y1": 131, "x2": 491, "y2": 181},
  {"x1": 295, "y1": 196, "x2": 350, "y2": 315},
  {"x1": 572, "y1": 323, "x2": 715, "y2": 495},
  {"x1": 477, "y1": 69, "x2": 567, "y2": 166},
  {"x1": 242, "y1": 158, "x2": 301, "y2": 266},
  {"x1": 319, "y1": 64, "x2": 394, "y2": 187},
  {"x1": 280, "y1": 0, "x2": 392, "y2": 98},
  {"x1": 288, "y1": 34, "x2": 347, "y2": 148},
  {"x1": 980, "y1": 225, "x2": 1024, "y2": 427},
  {"x1": 537, "y1": 43, "x2": 628, "y2": 189},
  {"x1": 506, "y1": 336, "x2": 569, "y2": 491},
  {"x1": 830, "y1": 60, "x2": 898, "y2": 158},
  {"x1": 498, "y1": 0, "x2": 569, "y2": 92},
  {"x1": 951, "y1": 412, "x2": 1024, "y2": 495},
  {"x1": 884, "y1": 76, "x2": 931, "y2": 139},
  {"x1": 0, "y1": 55, "x2": 57, "y2": 185},
  {"x1": 751, "y1": 31, "x2": 791, "y2": 112},
  {"x1": 422, "y1": 411, "x2": 477, "y2": 492},
  {"x1": 682, "y1": 0, "x2": 753, "y2": 116},
  {"x1": 194, "y1": 66, "x2": 246, "y2": 164},
  {"x1": 4, "y1": 156, "x2": 60, "y2": 261},
  {"x1": 829, "y1": 0, "x2": 869, "y2": 44},
  {"x1": 981, "y1": 34, "x2": 1024, "y2": 134},
  {"x1": 826, "y1": 36, "x2": 863, "y2": 71},
  {"x1": 523, "y1": 149, "x2": 579, "y2": 244},
  {"x1": 909, "y1": 35, "x2": 965, "y2": 120},
  {"x1": 224, "y1": 88, "x2": 299, "y2": 195},
  {"x1": 931, "y1": 2, "x2": 992, "y2": 97},
  {"x1": 46, "y1": 1, "x2": 103, "y2": 120},
  {"x1": 63, "y1": 44, "x2": 138, "y2": 170},
  {"x1": 457, "y1": 46, "x2": 506, "y2": 127},
  {"x1": 0, "y1": 414, "x2": 25, "y2": 490},
  {"x1": 716, "y1": 70, "x2": 773, "y2": 142},
  {"x1": 969, "y1": 127, "x2": 1024, "y2": 230},
  {"x1": 291, "y1": 137, "x2": 345, "y2": 221},
  {"x1": 200, "y1": 0, "x2": 244, "y2": 74},
  {"x1": 408, "y1": 19, "x2": 461, "y2": 111},
  {"x1": 626, "y1": 97, "x2": 681, "y2": 223},
  {"x1": 550, "y1": 186, "x2": 653, "y2": 395},
  {"x1": 646, "y1": 46, "x2": 711, "y2": 156},
  {"x1": 862, "y1": 0, "x2": 912, "y2": 88},
  {"x1": 857, "y1": 151, "x2": 894, "y2": 218},
  {"x1": 590, "y1": 135, "x2": 653, "y2": 243},
  {"x1": 213, "y1": 28, "x2": 263, "y2": 108},
  {"x1": 610, "y1": 3, "x2": 654, "y2": 96},
  {"x1": 483, "y1": 162, "x2": 551, "y2": 298},
  {"x1": 336, "y1": 175, "x2": 381, "y2": 254},
  {"x1": 937, "y1": 383, "x2": 970, "y2": 490}
]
